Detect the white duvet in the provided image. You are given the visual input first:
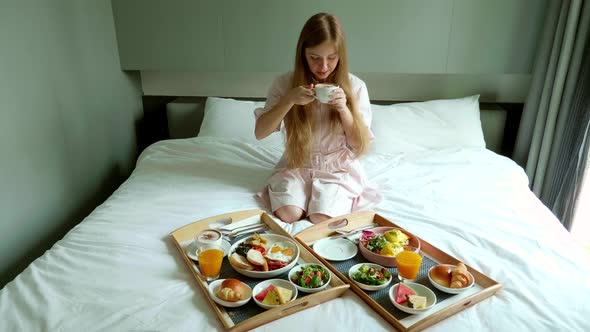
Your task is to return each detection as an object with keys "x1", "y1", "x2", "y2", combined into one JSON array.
[{"x1": 1, "y1": 137, "x2": 589, "y2": 332}]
